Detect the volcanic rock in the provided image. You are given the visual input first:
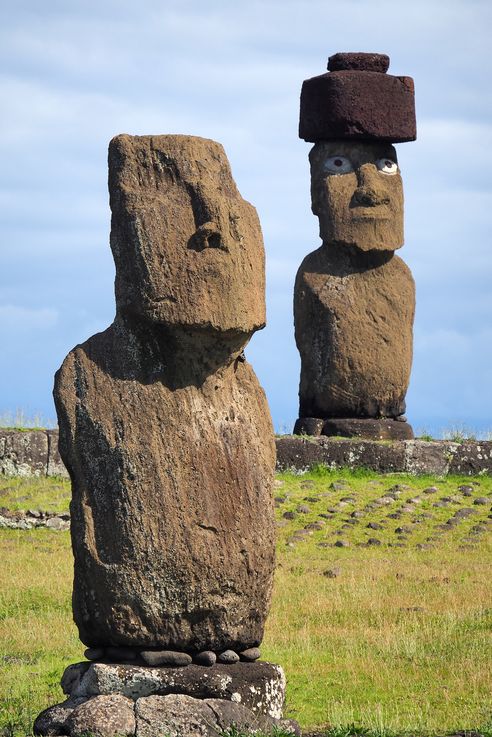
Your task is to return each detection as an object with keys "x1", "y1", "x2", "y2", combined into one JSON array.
[{"x1": 54, "y1": 135, "x2": 275, "y2": 652}]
